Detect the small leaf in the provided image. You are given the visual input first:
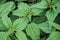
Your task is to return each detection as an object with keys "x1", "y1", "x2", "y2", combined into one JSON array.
[
  {"x1": 26, "y1": 23, "x2": 40, "y2": 40},
  {"x1": 31, "y1": 8, "x2": 43, "y2": 16},
  {"x1": 47, "y1": 31, "x2": 60, "y2": 40},
  {"x1": 52, "y1": 23, "x2": 60, "y2": 30},
  {"x1": 16, "y1": 31, "x2": 28, "y2": 40}
]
